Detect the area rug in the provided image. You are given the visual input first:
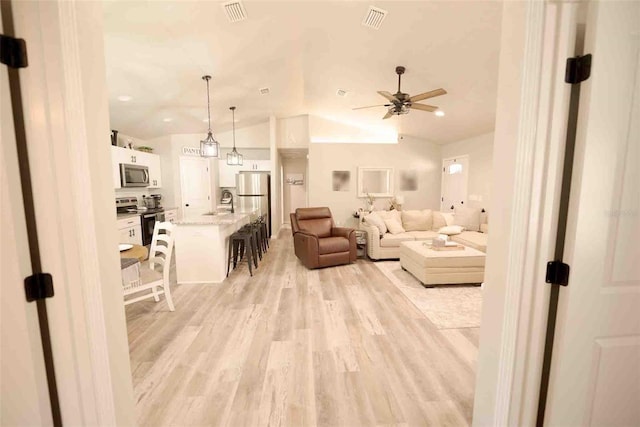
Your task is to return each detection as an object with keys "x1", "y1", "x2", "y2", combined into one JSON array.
[{"x1": 374, "y1": 261, "x2": 482, "y2": 329}]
